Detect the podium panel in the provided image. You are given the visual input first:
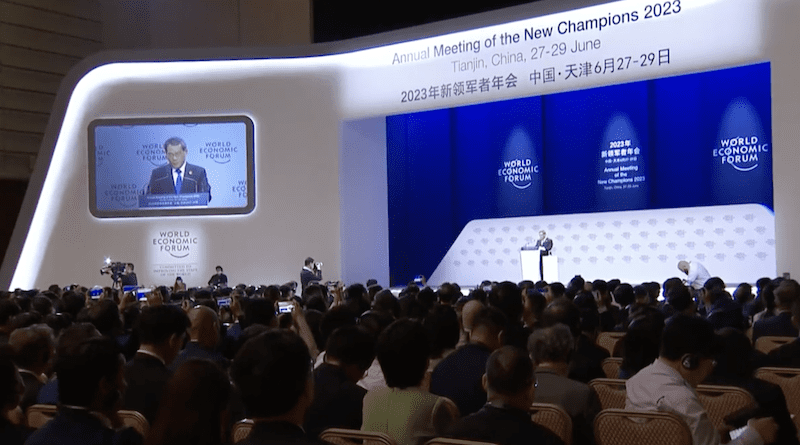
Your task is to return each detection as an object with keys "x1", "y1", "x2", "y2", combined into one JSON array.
[
  {"x1": 520, "y1": 250, "x2": 541, "y2": 281},
  {"x1": 543, "y1": 255, "x2": 559, "y2": 283}
]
